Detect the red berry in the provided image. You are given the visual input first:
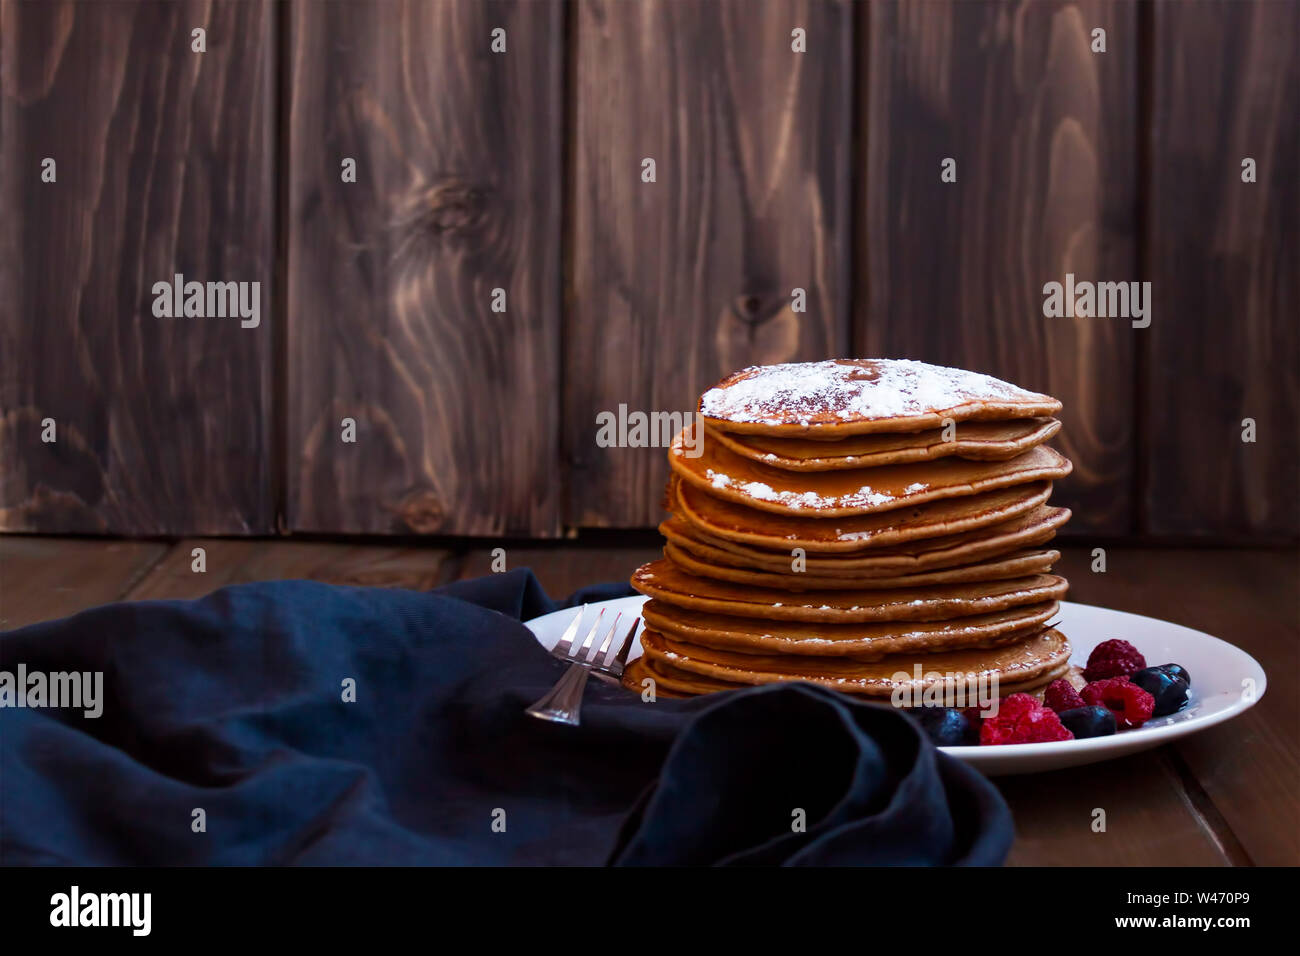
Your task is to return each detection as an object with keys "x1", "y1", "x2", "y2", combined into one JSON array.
[
  {"x1": 998, "y1": 692, "x2": 1042, "y2": 719},
  {"x1": 1082, "y1": 678, "x2": 1155, "y2": 729},
  {"x1": 1020, "y1": 707, "x2": 1075, "y2": 743},
  {"x1": 1084, "y1": 658, "x2": 1137, "y2": 681},
  {"x1": 1043, "y1": 678, "x2": 1086, "y2": 713},
  {"x1": 1084, "y1": 639, "x2": 1147, "y2": 681},
  {"x1": 980, "y1": 693, "x2": 1075, "y2": 745}
]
